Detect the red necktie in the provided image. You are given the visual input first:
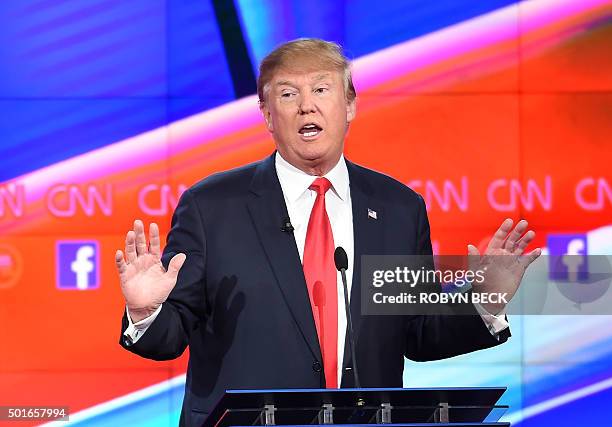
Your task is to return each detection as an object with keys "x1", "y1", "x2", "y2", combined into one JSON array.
[{"x1": 303, "y1": 177, "x2": 338, "y2": 388}]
